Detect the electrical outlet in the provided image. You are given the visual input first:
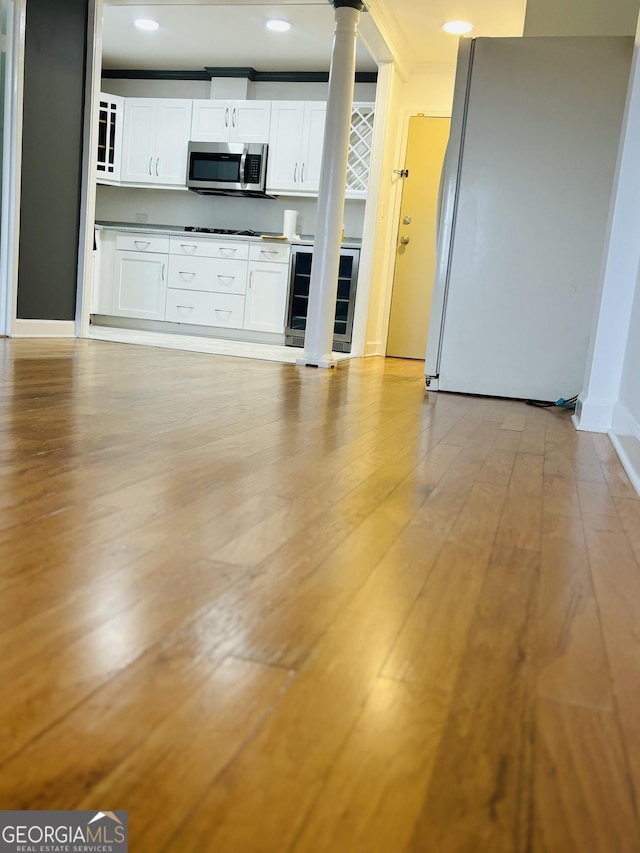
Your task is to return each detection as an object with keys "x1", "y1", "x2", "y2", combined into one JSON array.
[{"x1": 135, "y1": 213, "x2": 148, "y2": 223}]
